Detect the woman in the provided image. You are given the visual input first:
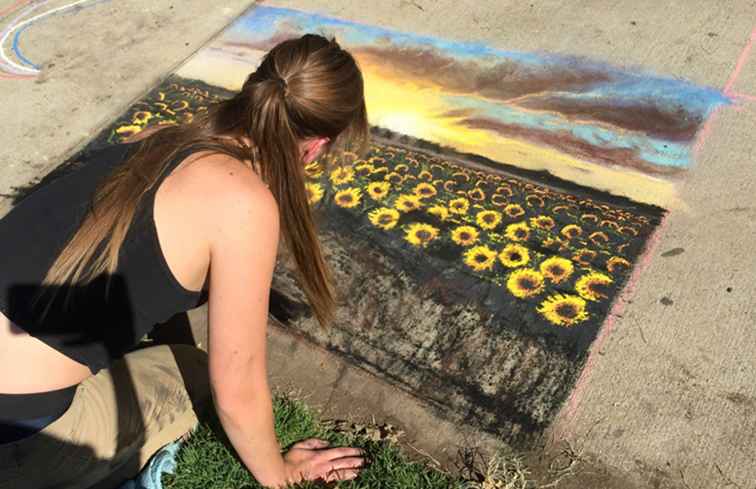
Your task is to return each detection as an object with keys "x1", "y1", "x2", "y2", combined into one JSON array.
[{"x1": 0, "y1": 34, "x2": 368, "y2": 488}]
